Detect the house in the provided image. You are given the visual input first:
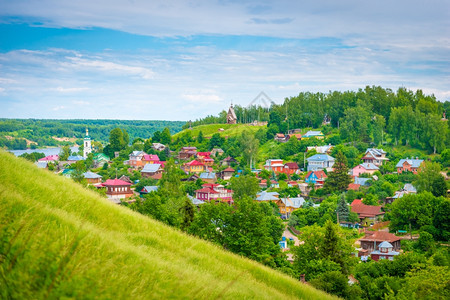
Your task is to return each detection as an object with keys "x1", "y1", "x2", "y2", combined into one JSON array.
[
  {"x1": 359, "y1": 230, "x2": 401, "y2": 253},
  {"x1": 142, "y1": 154, "x2": 159, "y2": 164},
  {"x1": 119, "y1": 175, "x2": 133, "y2": 184},
  {"x1": 306, "y1": 145, "x2": 334, "y2": 154},
  {"x1": 302, "y1": 131, "x2": 324, "y2": 140},
  {"x1": 83, "y1": 171, "x2": 102, "y2": 184},
  {"x1": 183, "y1": 160, "x2": 206, "y2": 174},
  {"x1": 396, "y1": 158, "x2": 424, "y2": 174},
  {"x1": 276, "y1": 197, "x2": 305, "y2": 218},
  {"x1": 264, "y1": 159, "x2": 284, "y2": 173},
  {"x1": 226, "y1": 104, "x2": 237, "y2": 124},
  {"x1": 93, "y1": 153, "x2": 110, "y2": 167},
  {"x1": 362, "y1": 148, "x2": 389, "y2": 166},
  {"x1": 199, "y1": 171, "x2": 217, "y2": 184},
  {"x1": 354, "y1": 177, "x2": 371, "y2": 186},
  {"x1": 256, "y1": 191, "x2": 279, "y2": 202},
  {"x1": 369, "y1": 241, "x2": 400, "y2": 261},
  {"x1": 196, "y1": 152, "x2": 211, "y2": 159},
  {"x1": 181, "y1": 174, "x2": 200, "y2": 182},
  {"x1": 198, "y1": 155, "x2": 214, "y2": 167},
  {"x1": 141, "y1": 163, "x2": 163, "y2": 178},
  {"x1": 387, "y1": 183, "x2": 417, "y2": 204},
  {"x1": 347, "y1": 183, "x2": 361, "y2": 191},
  {"x1": 36, "y1": 161, "x2": 48, "y2": 169},
  {"x1": 67, "y1": 155, "x2": 85, "y2": 163},
  {"x1": 352, "y1": 163, "x2": 379, "y2": 177},
  {"x1": 211, "y1": 148, "x2": 224, "y2": 157},
  {"x1": 306, "y1": 154, "x2": 335, "y2": 172},
  {"x1": 152, "y1": 143, "x2": 166, "y2": 151},
  {"x1": 305, "y1": 170, "x2": 327, "y2": 184},
  {"x1": 220, "y1": 156, "x2": 237, "y2": 166},
  {"x1": 350, "y1": 199, "x2": 384, "y2": 223},
  {"x1": 282, "y1": 162, "x2": 299, "y2": 175},
  {"x1": 286, "y1": 133, "x2": 302, "y2": 141},
  {"x1": 187, "y1": 195, "x2": 206, "y2": 206},
  {"x1": 179, "y1": 147, "x2": 197, "y2": 160},
  {"x1": 195, "y1": 184, "x2": 233, "y2": 203},
  {"x1": 274, "y1": 133, "x2": 287, "y2": 142},
  {"x1": 126, "y1": 151, "x2": 146, "y2": 168},
  {"x1": 102, "y1": 179, "x2": 133, "y2": 201},
  {"x1": 140, "y1": 186, "x2": 158, "y2": 196},
  {"x1": 38, "y1": 155, "x2": 59, "y2": 162},
  {"x1": 220, "y1": 167, "x2": 235, "y2": 180}
]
